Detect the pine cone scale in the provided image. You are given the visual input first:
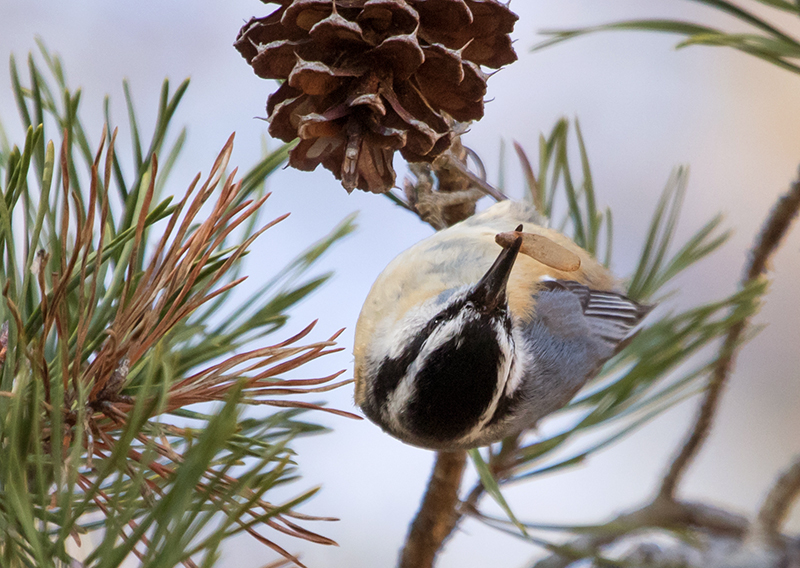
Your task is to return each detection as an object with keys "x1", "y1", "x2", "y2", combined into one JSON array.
[
  {"x1": 370, "y1": 34, "x2": 424, "y2": 80},
  {"x1": 250, "y1": 40, "x2": 313, "y2": 79},
  {"x1": 309, "y1": 11, "x2": 365, "y2": 44},
  {"x1": 357, "y1": 0, "x2": 419, "y2": 44},
  {"x1": 284, "y1": 0, "x2": 336, "y2": 31},
  {"x1": 288, "y1": 58, "x2": 362, "y2": 96},
  {"x1": 413, "y1": 0, "x2": 473, "y2": 29},
  {"x1": 382, "y1": 84, "x2": 443, "y2": 156}
]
